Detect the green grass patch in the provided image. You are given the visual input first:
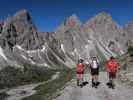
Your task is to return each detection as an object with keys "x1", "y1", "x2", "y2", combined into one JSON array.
[
  {"x1": 0, "y1": 92, "x2": 9, "y2": 100},
  {"x1": 0, "y1": 66, "x2": 55, "y2": 89},
  {"x1": 128, "y1": 46, "x2": 133, "y2": 57},
  {"x1": 23, "y1": 69, "x2": 74, "y2": 100}
]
